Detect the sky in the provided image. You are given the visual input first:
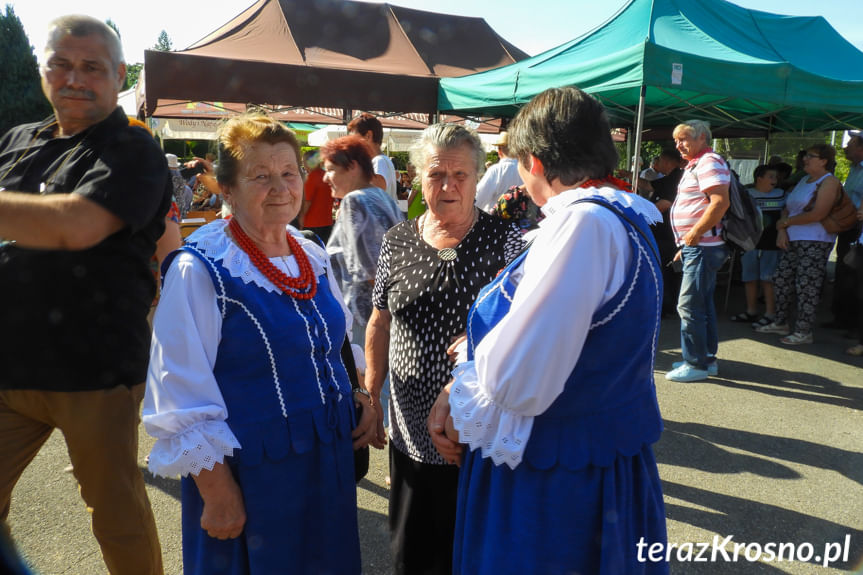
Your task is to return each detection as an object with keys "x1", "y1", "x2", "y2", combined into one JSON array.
[{"x1": 8, "y1": 0, "x2": 863, "y2": 65}]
